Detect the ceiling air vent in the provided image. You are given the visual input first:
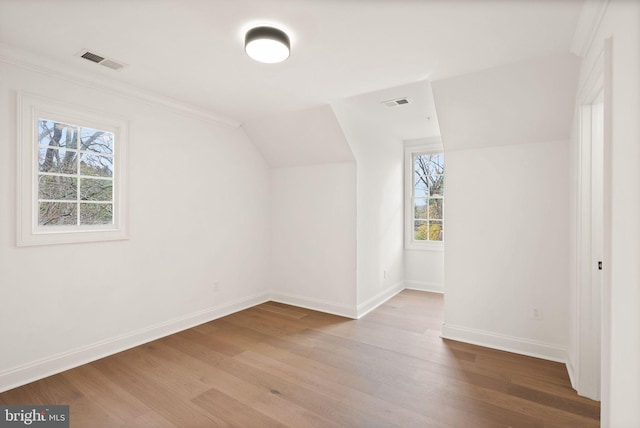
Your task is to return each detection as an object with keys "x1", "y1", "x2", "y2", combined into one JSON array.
[
  {"x1": 77, "y1": 50, "x2": 126, "y2": 71},
  {"x1": 382, "y1": 97, "x2": 410, "y2": 107},
  {"x1": 80, "y1": 51, "x2": 104, "y2": 63}
]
